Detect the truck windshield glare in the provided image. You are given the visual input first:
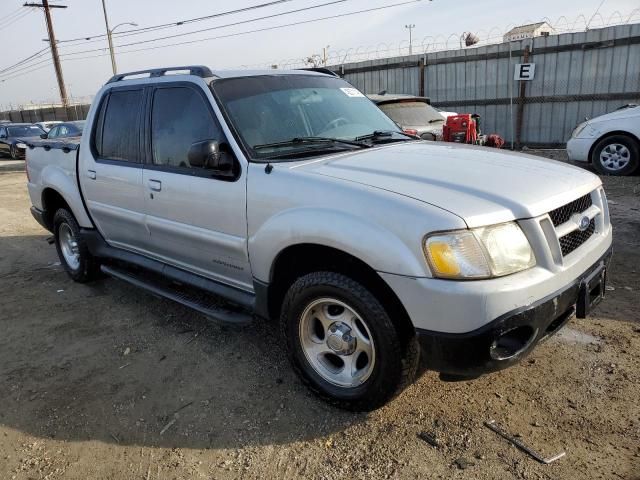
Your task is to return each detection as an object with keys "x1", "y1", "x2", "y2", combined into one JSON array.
[{"x1": 211, "y1": 75, "x2": 405, "y2": 159}]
